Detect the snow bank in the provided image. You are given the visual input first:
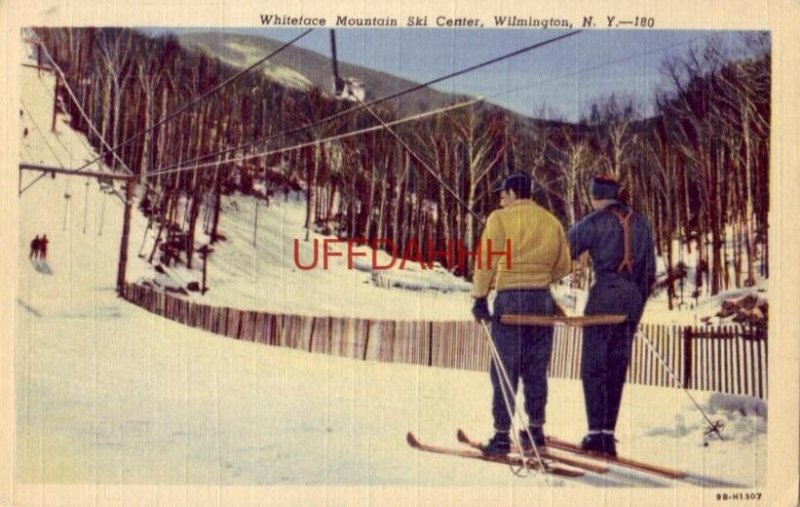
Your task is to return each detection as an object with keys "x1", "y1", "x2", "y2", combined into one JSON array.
[{"x1": 709, "y1": 393, "x2": 768, "y2": 420}]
